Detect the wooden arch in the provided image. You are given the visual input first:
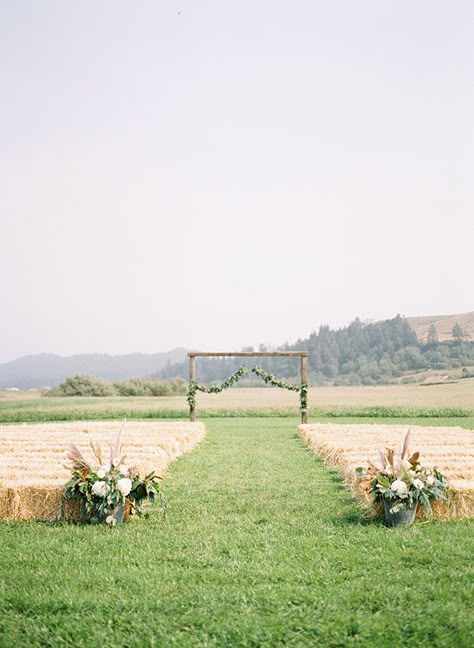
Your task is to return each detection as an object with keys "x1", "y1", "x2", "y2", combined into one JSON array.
[{"x1": 188, "y1": 352, "x2": 308, "y2": 423}]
